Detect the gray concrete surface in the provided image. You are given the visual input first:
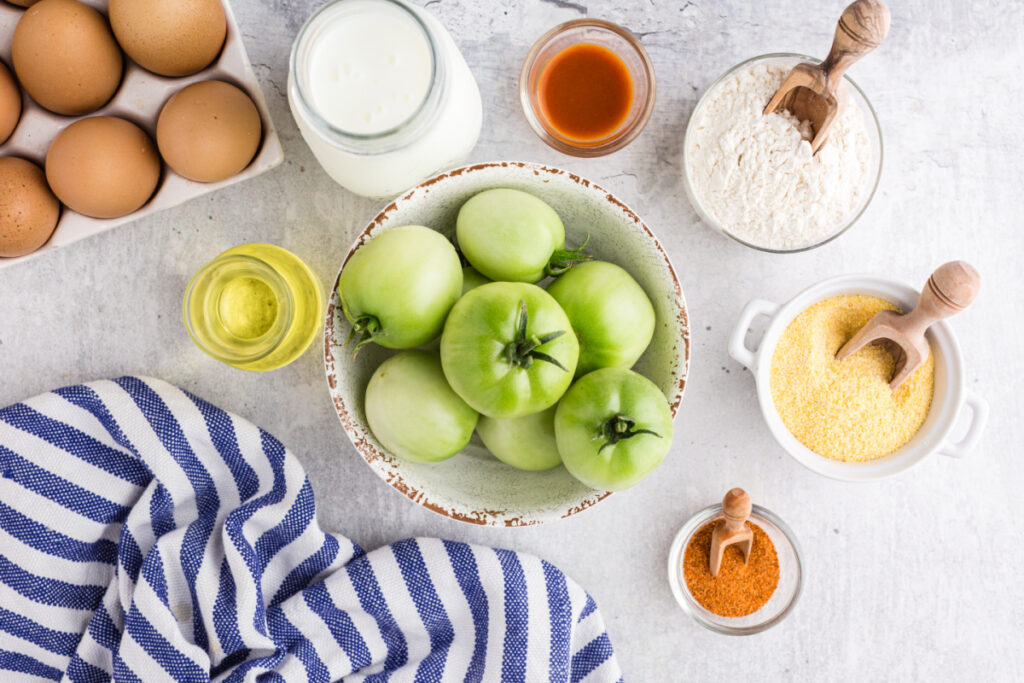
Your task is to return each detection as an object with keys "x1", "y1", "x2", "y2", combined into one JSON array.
[{"x1": 2, "y1": 0, "x2": 1022, "y2": 680}]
